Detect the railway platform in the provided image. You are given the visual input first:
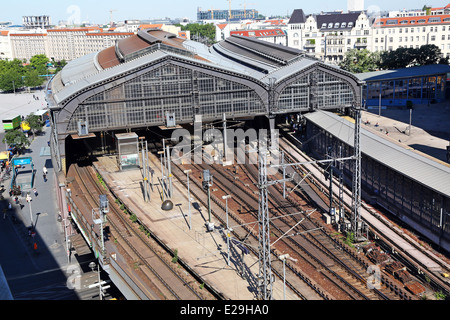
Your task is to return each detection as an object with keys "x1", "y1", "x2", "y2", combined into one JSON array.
[
  {"x1": 92, "y1": 154, "x2": 311, "y2": 300},
  {"x1": 282, "y1": 132, "x2": 447, "y2": 275}
]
